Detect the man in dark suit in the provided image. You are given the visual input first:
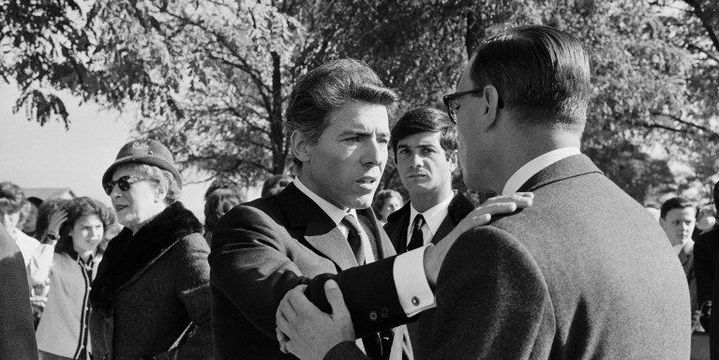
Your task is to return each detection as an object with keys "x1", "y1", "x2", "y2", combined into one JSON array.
[
  {"x1": 0, "y1": 223, "x2": 38, "y2": 359},
  {"x1": 384, "y1": 107, "x2": 474, "y2": 355},
  {"x1": 275, "y1": 25, "x2": 691, "y2": 360},
  {"x1": 209, "y1": 58, "x2": 410, "y2": 360},
  {"x1": 659, "y1": 197, "x2": 700, "y2": 331},
  {"x1": 385, "y1": 107, "x2": 475, "y2": 255}
]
